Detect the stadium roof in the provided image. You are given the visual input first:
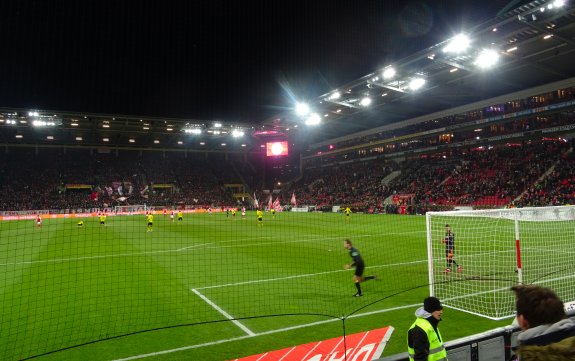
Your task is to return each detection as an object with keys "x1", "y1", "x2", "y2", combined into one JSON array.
[
  {"x1": 268, "y1": 0, "x2": 575, "y2": 144},
  {"x1": 1, "y1": 0, "x2": 574, "y2": 153}
]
